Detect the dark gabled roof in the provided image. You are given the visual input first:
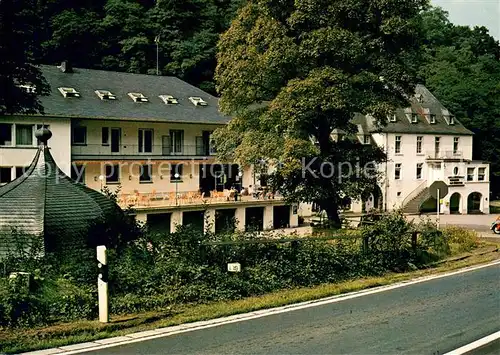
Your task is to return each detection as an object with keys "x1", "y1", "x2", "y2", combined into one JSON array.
[
  {"x1": 37, "y1": 64, "x2": 230, "y2": 124},
  {"x1": 368, "y1": 85, "x2": 473, "y2": 136},
  {"x1": 0, "y1": 129, "x2": 119, "y2": 255}
]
